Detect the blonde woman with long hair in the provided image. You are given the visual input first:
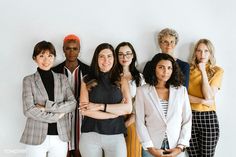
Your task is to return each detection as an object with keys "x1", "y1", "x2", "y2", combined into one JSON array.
[{"x1": 187, "y1": 39, "x2": 224, "y2": 157}]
